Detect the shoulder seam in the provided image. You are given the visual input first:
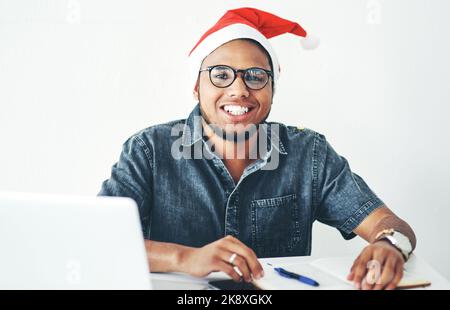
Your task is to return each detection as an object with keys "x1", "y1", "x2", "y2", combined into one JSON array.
[{"x1": 133, "y1": 135, "x2": 154, "y2": 170}]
